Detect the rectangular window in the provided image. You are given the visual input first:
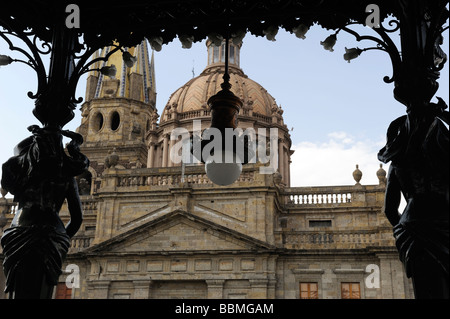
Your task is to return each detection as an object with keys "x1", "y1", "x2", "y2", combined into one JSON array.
[
  {"x1": 309, "y1": 220, "x2": 332, "y2": 228},
  {"x1": 229, "y1": 45, "x2": 235, "y2": 64},
  {"x1": 299, "y1": 282, "x2": 318, "y2": 299},
  {"x1": 341, "y1": 282, "x2": 361, "y2": 299},
  {"x1": 55, "y1": 283, "x2": 72, "y2": 299},
  {"x1": 208, "y1": 47, "x2": 213, "y2": 64},
  {"x1": 220, "y1": 43, "x2": 226, "y2": 62},
  {"x1": 213, "y1": 46, "x2": 219, "y2": 63}
]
